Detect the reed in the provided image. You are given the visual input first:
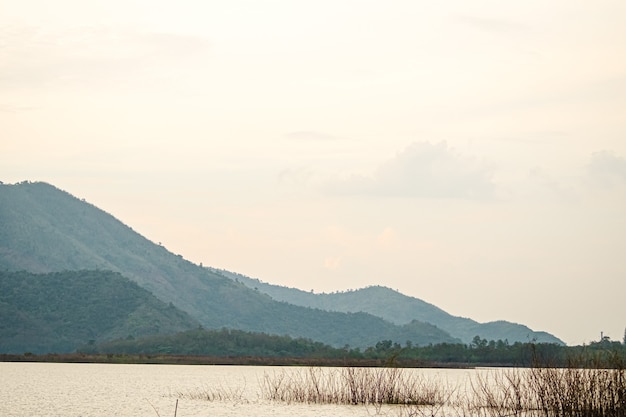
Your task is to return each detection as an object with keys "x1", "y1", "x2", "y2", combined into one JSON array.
[
  {"x1": 259, "y1": 363, "x2": 625, "y2": 416},
  {"x1": 176, "y1": 351, "x2": 625, "y2": 416},
  {"x1": 260, "y1": 366, "x2": 452, "y2": 406},
  {"x1": 465, "y1": 365, "x2": 625, "y2": 417},
  {"x1": 174, "y1": 382, "x2": 249, "y2": 403}
]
